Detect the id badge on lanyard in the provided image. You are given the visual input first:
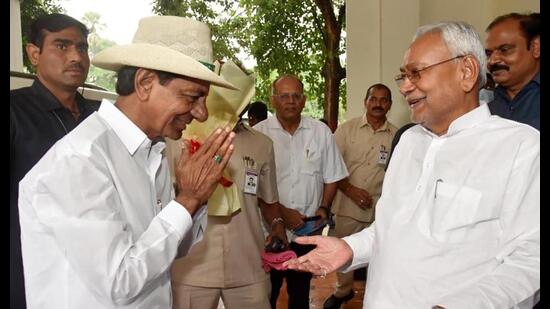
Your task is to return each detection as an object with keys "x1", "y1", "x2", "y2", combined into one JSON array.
[
  {"x1": 243, "y1": 156, "x2": 258, "y2": 195},
  {"x1": 244, "y1": 170, "x2": 258, "y2": 195},
  {"x1": 378, "y1": 145, "x2": 388, "y2": 166}
]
